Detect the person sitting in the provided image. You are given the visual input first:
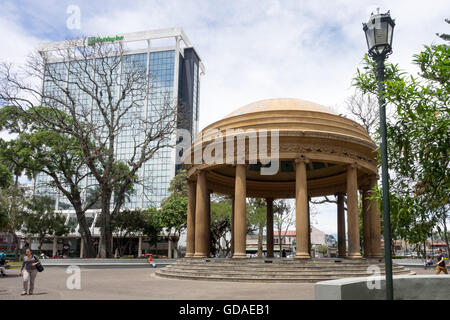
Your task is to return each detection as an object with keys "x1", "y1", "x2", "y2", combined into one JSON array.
[{"x1": 424, "y1": 256, "x2": 433, "y2": 269}]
